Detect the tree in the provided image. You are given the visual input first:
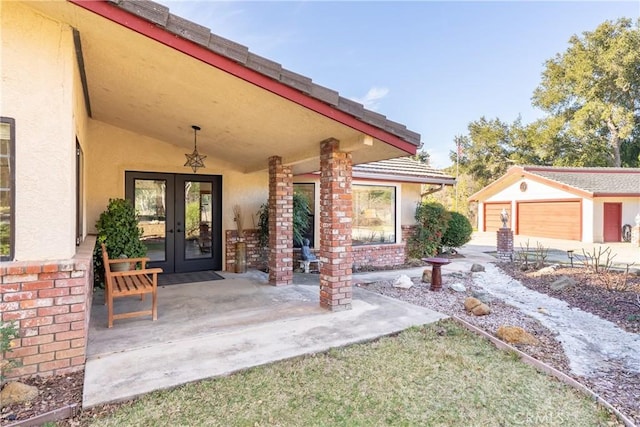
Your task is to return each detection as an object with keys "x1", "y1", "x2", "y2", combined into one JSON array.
[
  {"x1": 532, "y1": 18, "x2": 640, "y2": 167},
  {"x1": 448, "y1": 117, "x2": 512, "y2": 187},
  {"x1": 411, "y1": 151, "x2": 430, "y2": 164}
]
